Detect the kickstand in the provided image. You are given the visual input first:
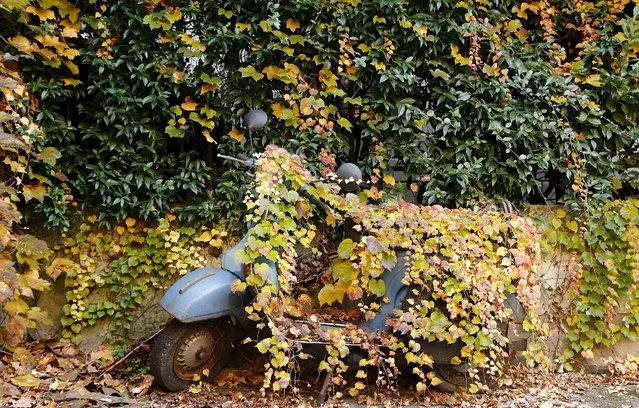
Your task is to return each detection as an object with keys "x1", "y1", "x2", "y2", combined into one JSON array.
[{"x1": 316, "y1": 366, "x2": 334, "y2": 406}]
